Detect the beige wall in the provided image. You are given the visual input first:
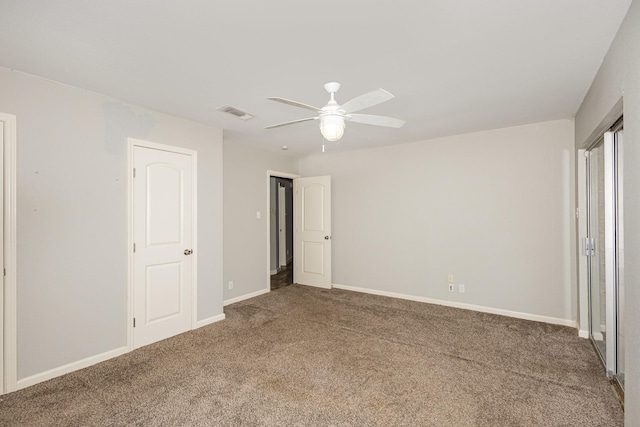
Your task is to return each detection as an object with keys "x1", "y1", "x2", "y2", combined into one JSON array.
[
  {"x1": 0, "y1": 68, "x2": 224, "y2": 380},
  {"x1": 575, "y1": 2, "x2": 640, "y2": 423},
  {"x1": 299, "y1": 120, "x2": 576, "y2": 322},
  {"x1": 223, "y1": 142, "x2": 298, "y2": 302}
]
